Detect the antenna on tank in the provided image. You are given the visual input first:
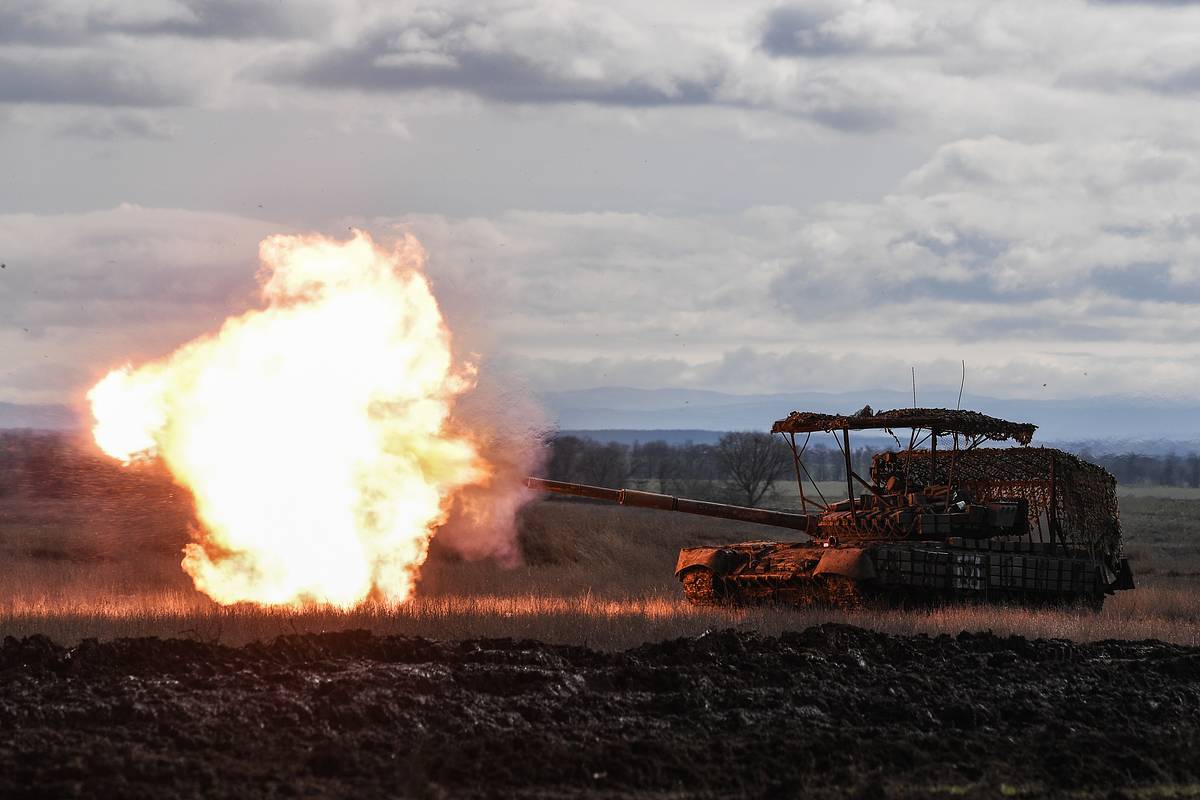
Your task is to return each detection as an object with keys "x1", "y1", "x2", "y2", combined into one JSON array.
[{"x1": 957, "y1": 360, "x2": 966, "y2": 410}]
